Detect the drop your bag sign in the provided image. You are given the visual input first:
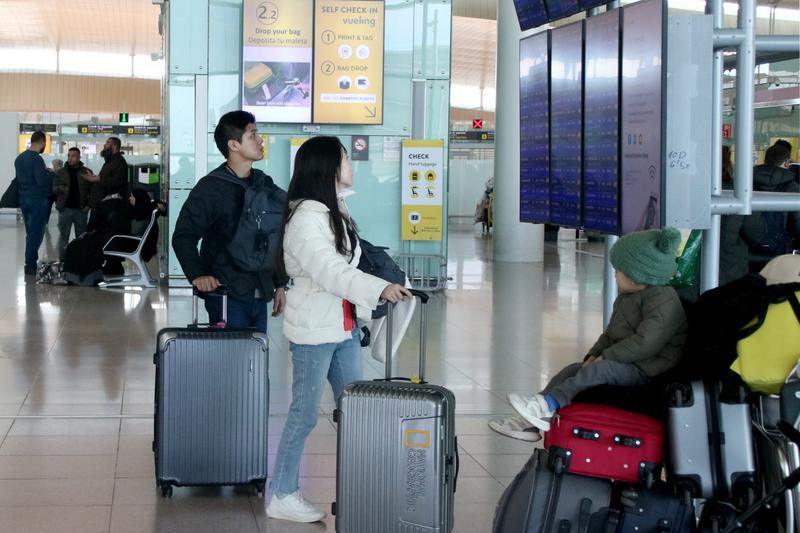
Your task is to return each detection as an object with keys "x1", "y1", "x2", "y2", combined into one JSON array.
[{"x1": 401, "y1": 140, "x2": 444, "y2": 241}]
